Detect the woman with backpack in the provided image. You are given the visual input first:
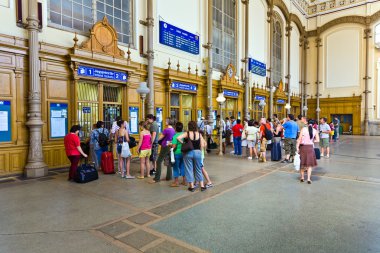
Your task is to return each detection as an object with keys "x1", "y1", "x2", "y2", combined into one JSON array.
[{"x1": 90, "y1": 121, "x2": 110, "y2": 170}]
